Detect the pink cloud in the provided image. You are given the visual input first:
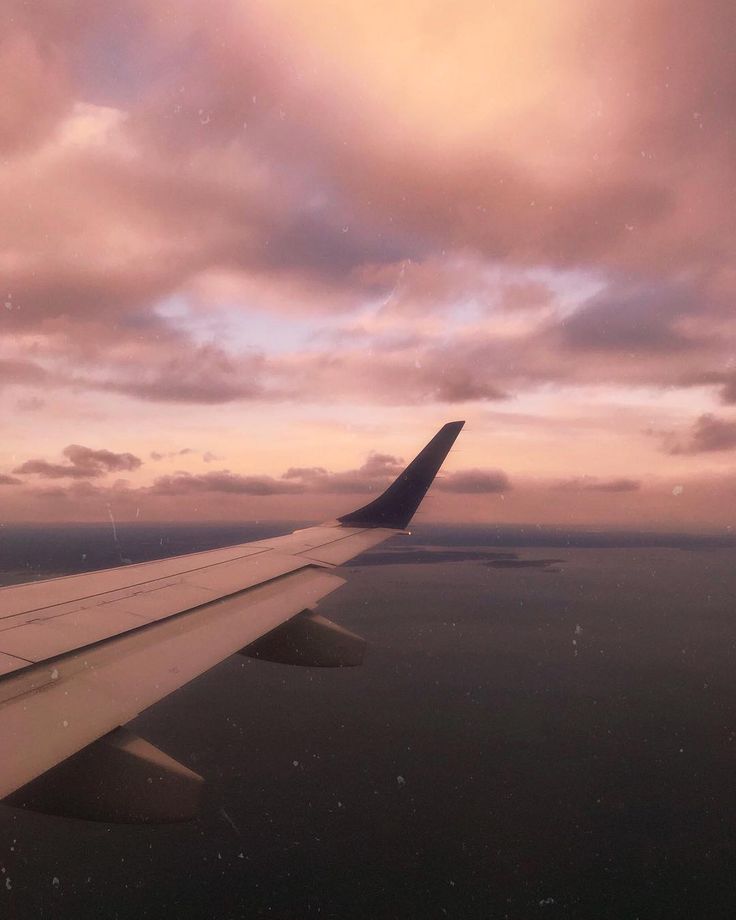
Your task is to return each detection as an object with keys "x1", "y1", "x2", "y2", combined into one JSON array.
[
  {"x1": 660, "y1": 414, "x2": 736, "y2": 455},
  {"x1": 3, "y1": 1, "x2": 736, "y2": 526},
  {"x1": 14, "y1": 445, "x2": 142, "y2": 479},
  {"x1": 150, "y1": 471, "x2": 300, "y2": 496}
]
